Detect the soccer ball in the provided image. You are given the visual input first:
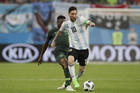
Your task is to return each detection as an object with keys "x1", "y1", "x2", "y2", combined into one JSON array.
[{"x1": 83, "y1": 80, "x2": 95, "y2": 91}]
